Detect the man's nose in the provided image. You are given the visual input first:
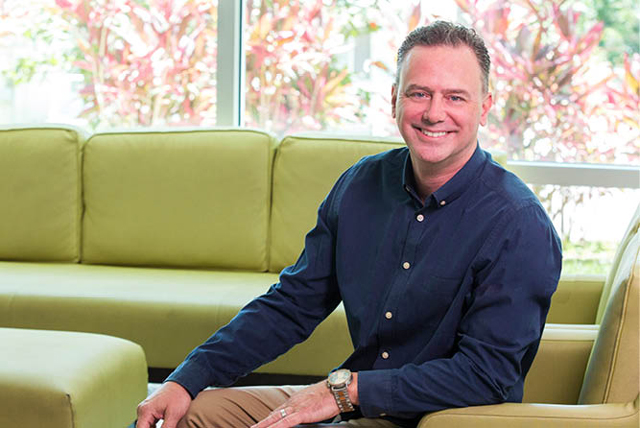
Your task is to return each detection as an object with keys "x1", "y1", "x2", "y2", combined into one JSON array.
[{"x1": 423, "y1": 96, "x2": 446, "y2": 123}]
